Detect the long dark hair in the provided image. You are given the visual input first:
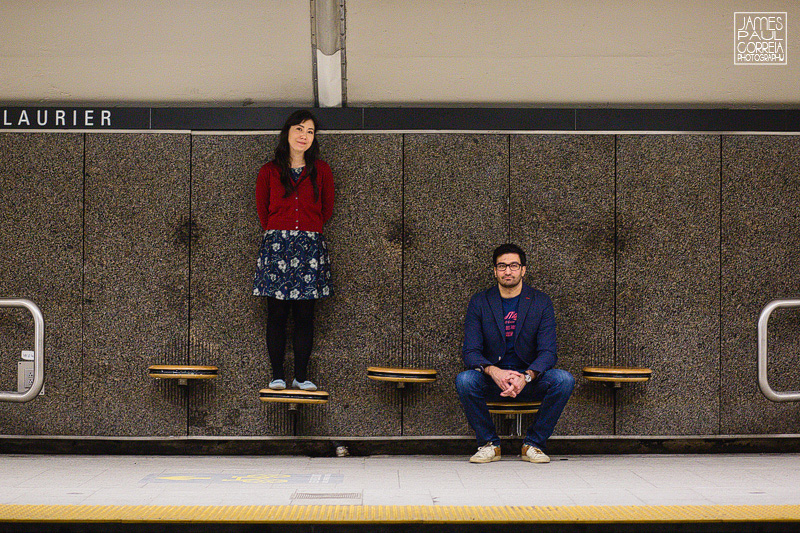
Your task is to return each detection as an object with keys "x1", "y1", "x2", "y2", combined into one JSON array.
[{"x1": 273, "y1": 110, "x2": 321, "y2": 201}]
